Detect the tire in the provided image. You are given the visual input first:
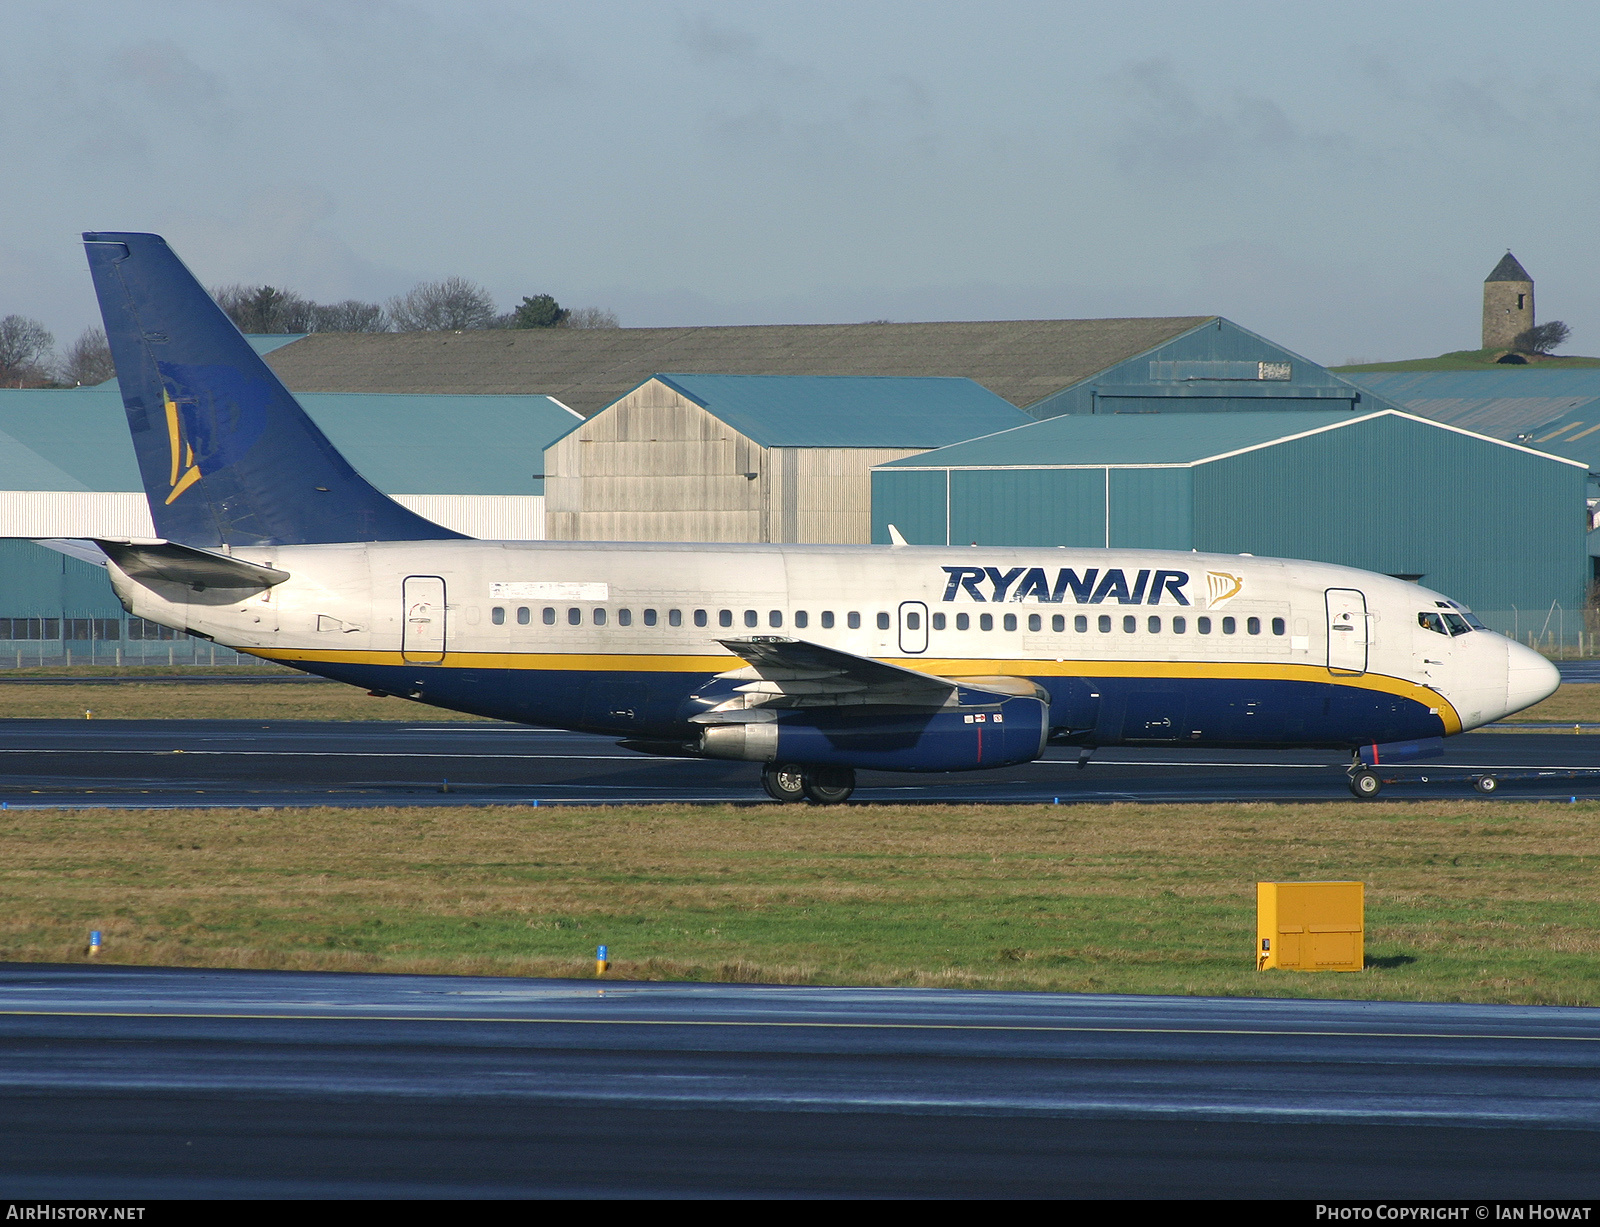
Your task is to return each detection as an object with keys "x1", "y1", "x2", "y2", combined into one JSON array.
[
  {"x1": 761, "y1": 763, "x2": 807, "y2": 803},
  {"x1": 1473, "y1": 775, "x2": 1498, "y2": 795},
  {"x1": 802, "y1": 765, "x2": 856, "y2": 805},
  {"x1": 1349, "y1": 769, "x2": 1382, "y2": 800}
]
